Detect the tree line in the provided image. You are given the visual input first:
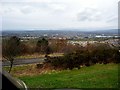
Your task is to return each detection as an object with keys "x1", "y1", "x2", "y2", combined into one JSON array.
[{"x1": 2, "y1": 36, "x2": 76, "y2": 72}]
